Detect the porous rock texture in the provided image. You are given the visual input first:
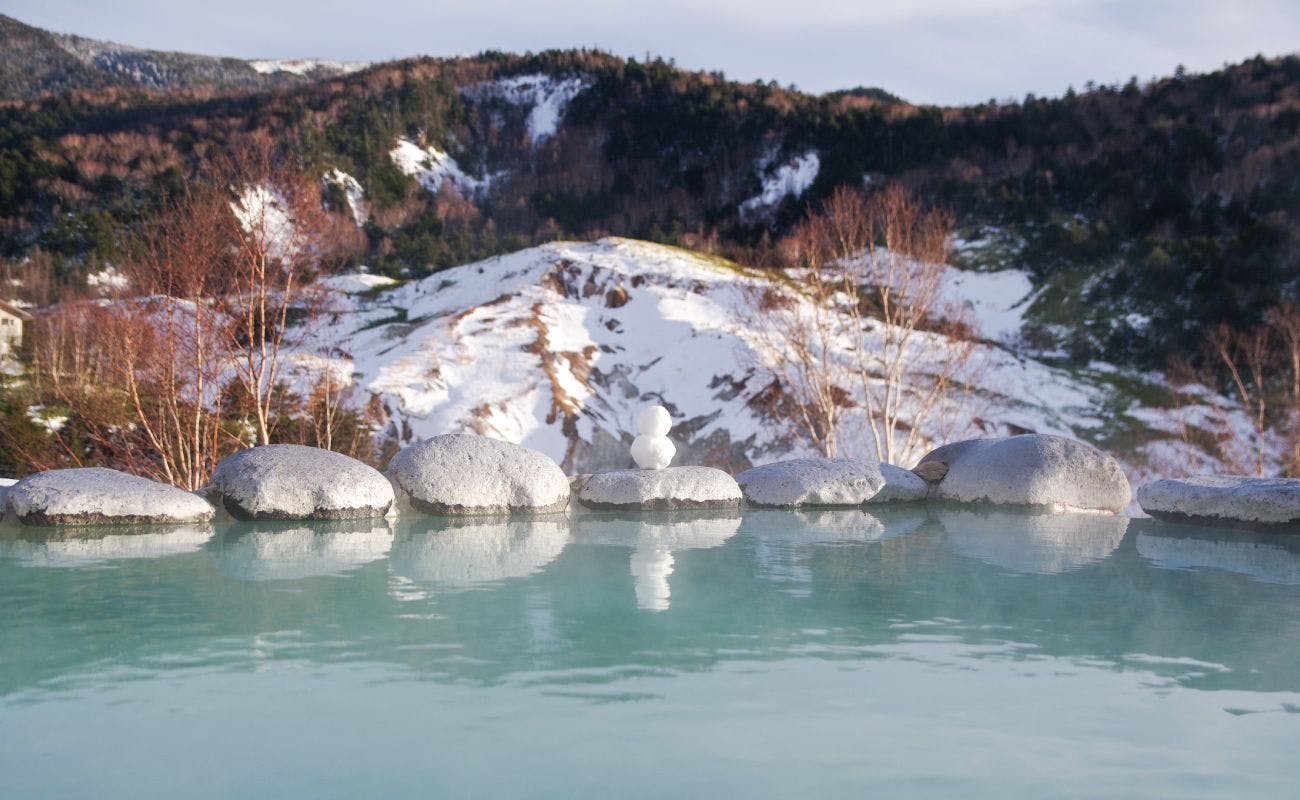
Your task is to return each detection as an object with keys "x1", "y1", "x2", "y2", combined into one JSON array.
[
  {"x1": 915, "y1": 434, "x2": 1131, "y2": 514},
  {"x1": 736, "y1": 458, "x2": 926, "y2": 507},
  {"x1": 208, "y1": 444, "x2": 394, "y2": 521},
  {"x1": 575, "y1": 466, "x2": 741, "y2": 510},
  {"x1": 1137, "y1": 475, "x2": 1300, "y2": 530},
  {"x1": 7, "y1": 468, "x2": 214, "y2": 526},
  {"x1": 386, "y1": 434, "x2": 570, "y2": 515}
]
